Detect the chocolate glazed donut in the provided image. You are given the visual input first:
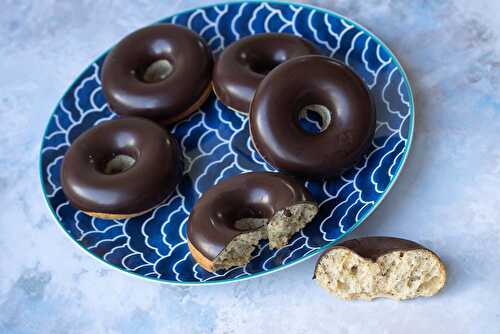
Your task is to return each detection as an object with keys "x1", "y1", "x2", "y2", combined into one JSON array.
[
  {"x1": 212, "y1": 33, "x2": 320, "y2": 114},
  {"x1": 250, "y1": 55, "x2": 376, "y2": 179},
  {"x1": 102, "y1": 24, "x2": 213, "y2": 124},
  {"x1": 61, "y1": 118, "x2": 181, "y2": 219},
  {"x1": 187, "y1": 172, "x2": 318, "y2": 272}
]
